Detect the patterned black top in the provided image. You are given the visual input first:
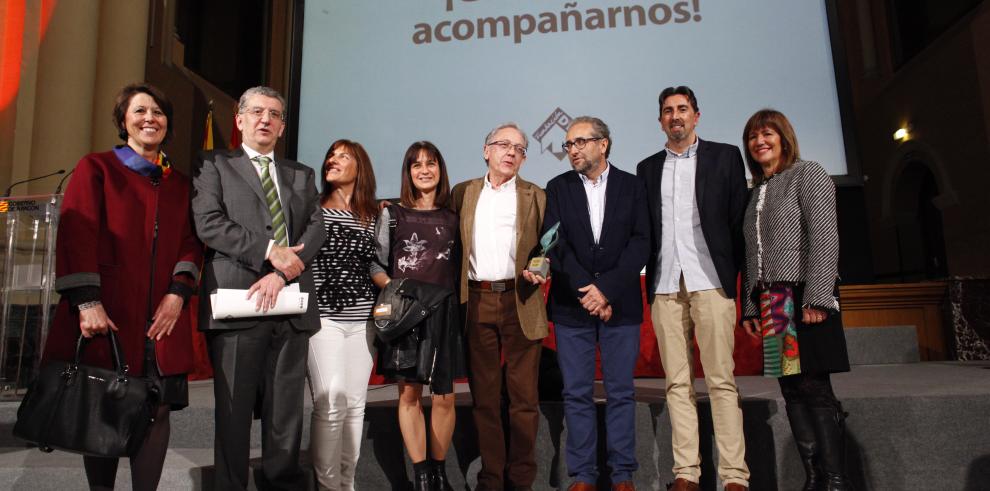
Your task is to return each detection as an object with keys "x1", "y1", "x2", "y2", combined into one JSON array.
[
  {"x1": 312, "y1": 208, "x2": 378, "y2": 321},
  {"x1": 375, "y1": 205, "x2": 458, "y2": 291}
]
